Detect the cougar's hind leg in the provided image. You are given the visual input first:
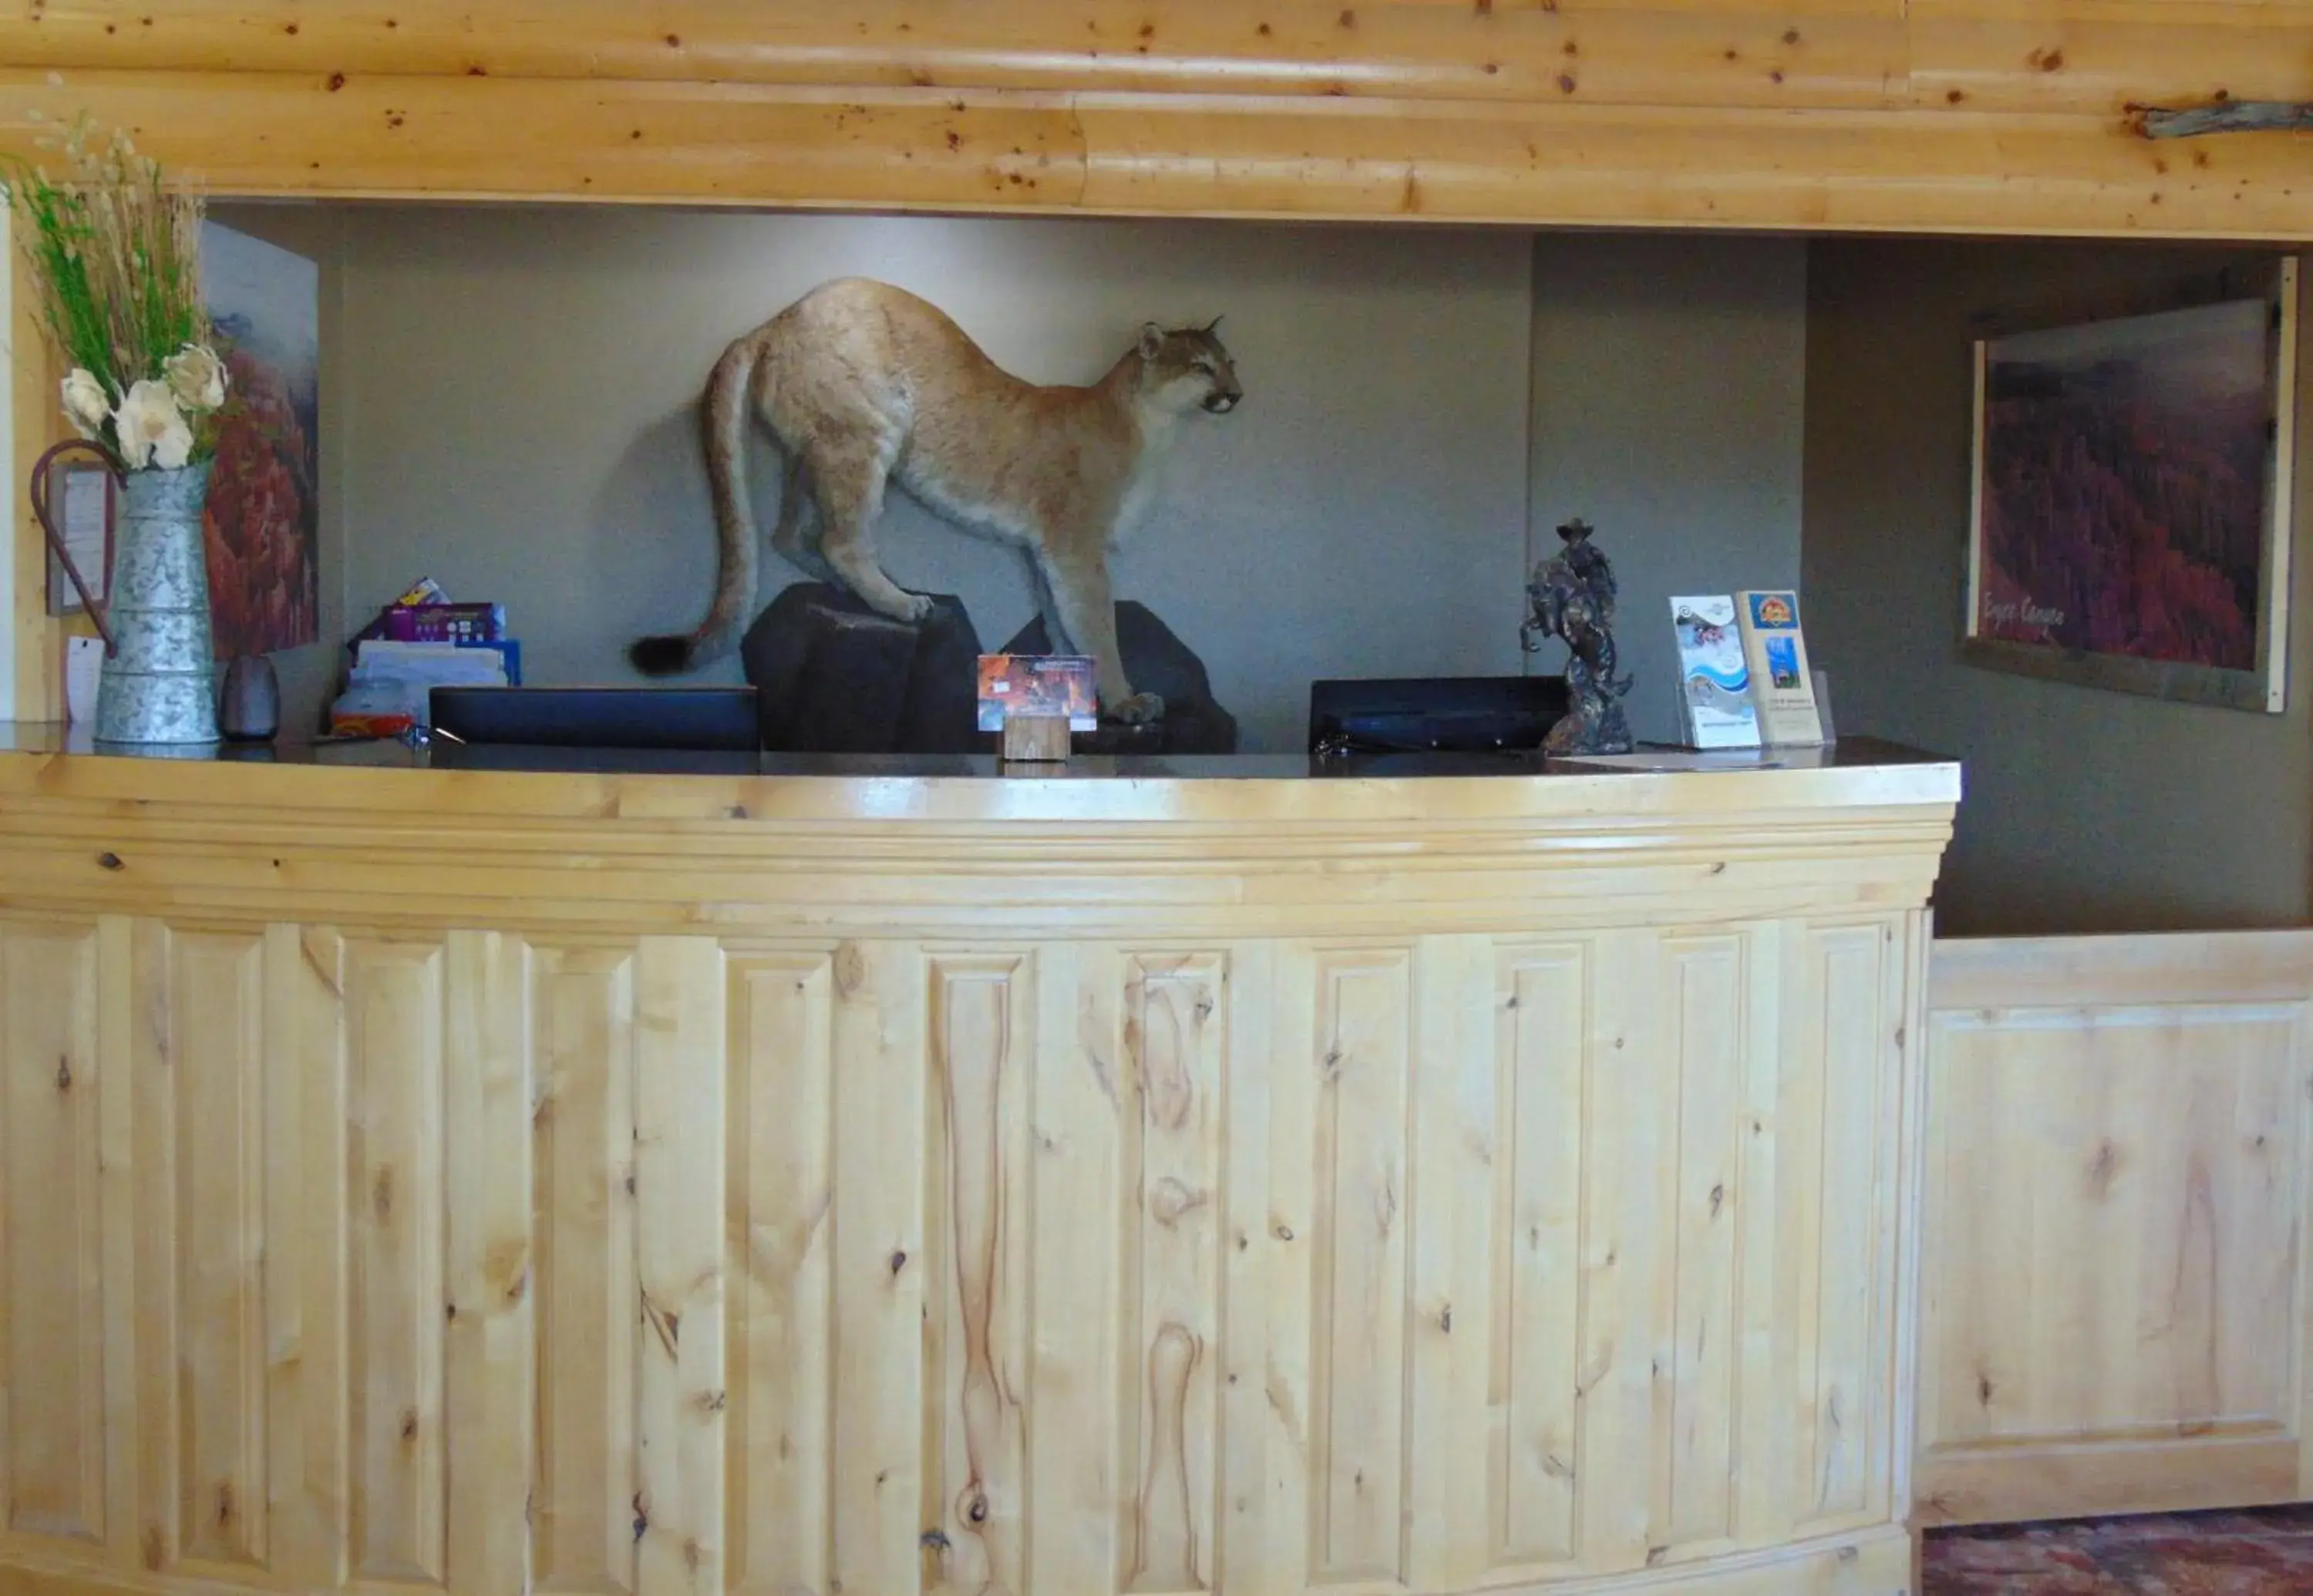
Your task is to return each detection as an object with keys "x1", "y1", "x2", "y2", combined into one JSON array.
[
  {"x1": 810, "y1": 435, "x2": 932, "y2": 625},
  {"x1": 769, "y1": 456, "x2": 840, "y2": 586}
]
